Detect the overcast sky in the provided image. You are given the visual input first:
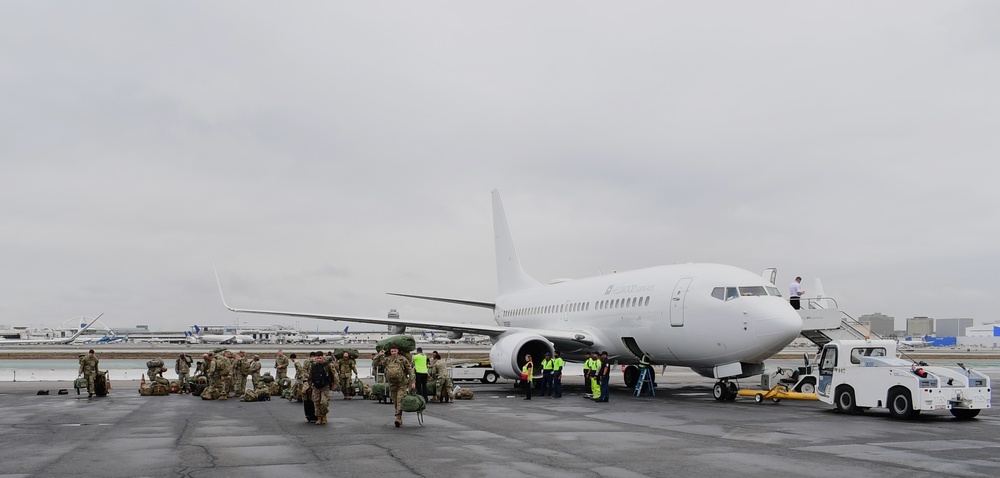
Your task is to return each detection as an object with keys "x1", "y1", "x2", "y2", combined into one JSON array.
[{"x1": 2, "y1": 2, "x2": 998, "y2": 333}]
